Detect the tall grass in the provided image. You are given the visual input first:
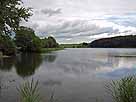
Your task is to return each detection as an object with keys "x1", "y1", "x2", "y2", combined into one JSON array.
[
  {"x1": 106, "y1": 76, "x2": 136, "y2": 102},
  {"x1": 17, "y1": 79, "x2": 41, "y2": 102}
]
